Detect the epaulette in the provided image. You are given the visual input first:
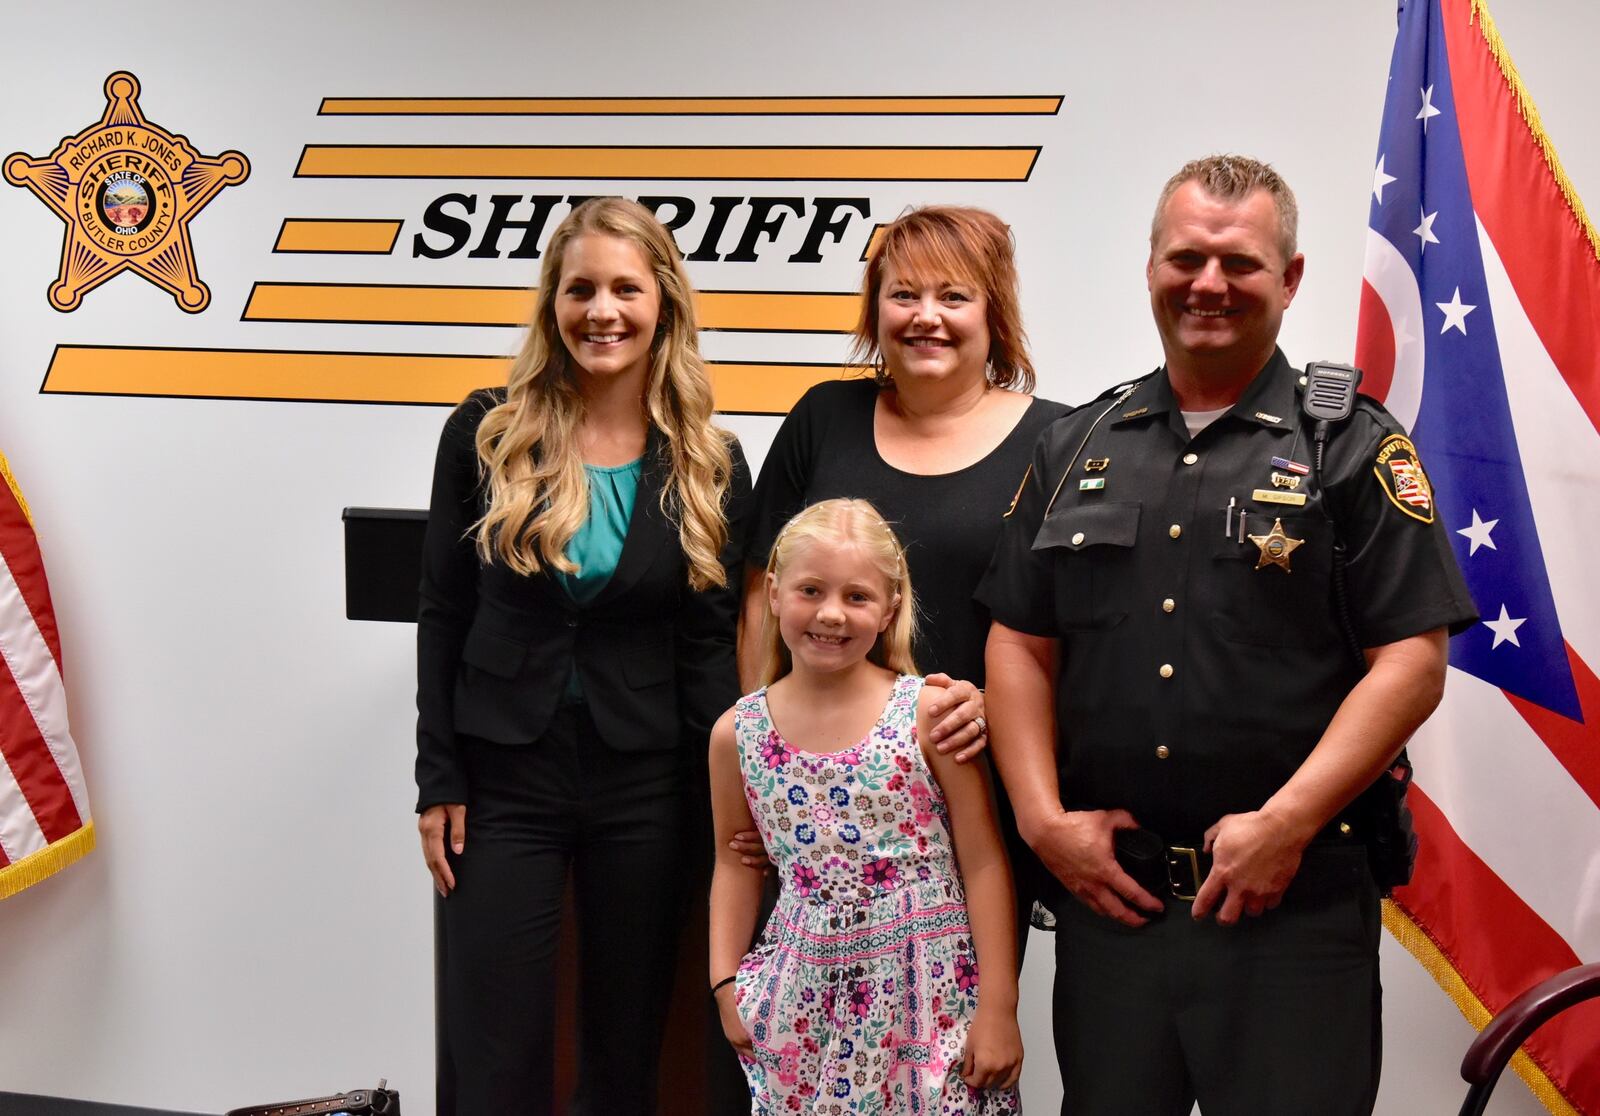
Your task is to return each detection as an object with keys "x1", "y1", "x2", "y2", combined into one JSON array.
[
  {"x1": 1062, "y1": 370, "x2": 1160, "y2": 419},
  {"x1": 1094, "y1": 370, "x2": 1159, "y2": 404}
]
